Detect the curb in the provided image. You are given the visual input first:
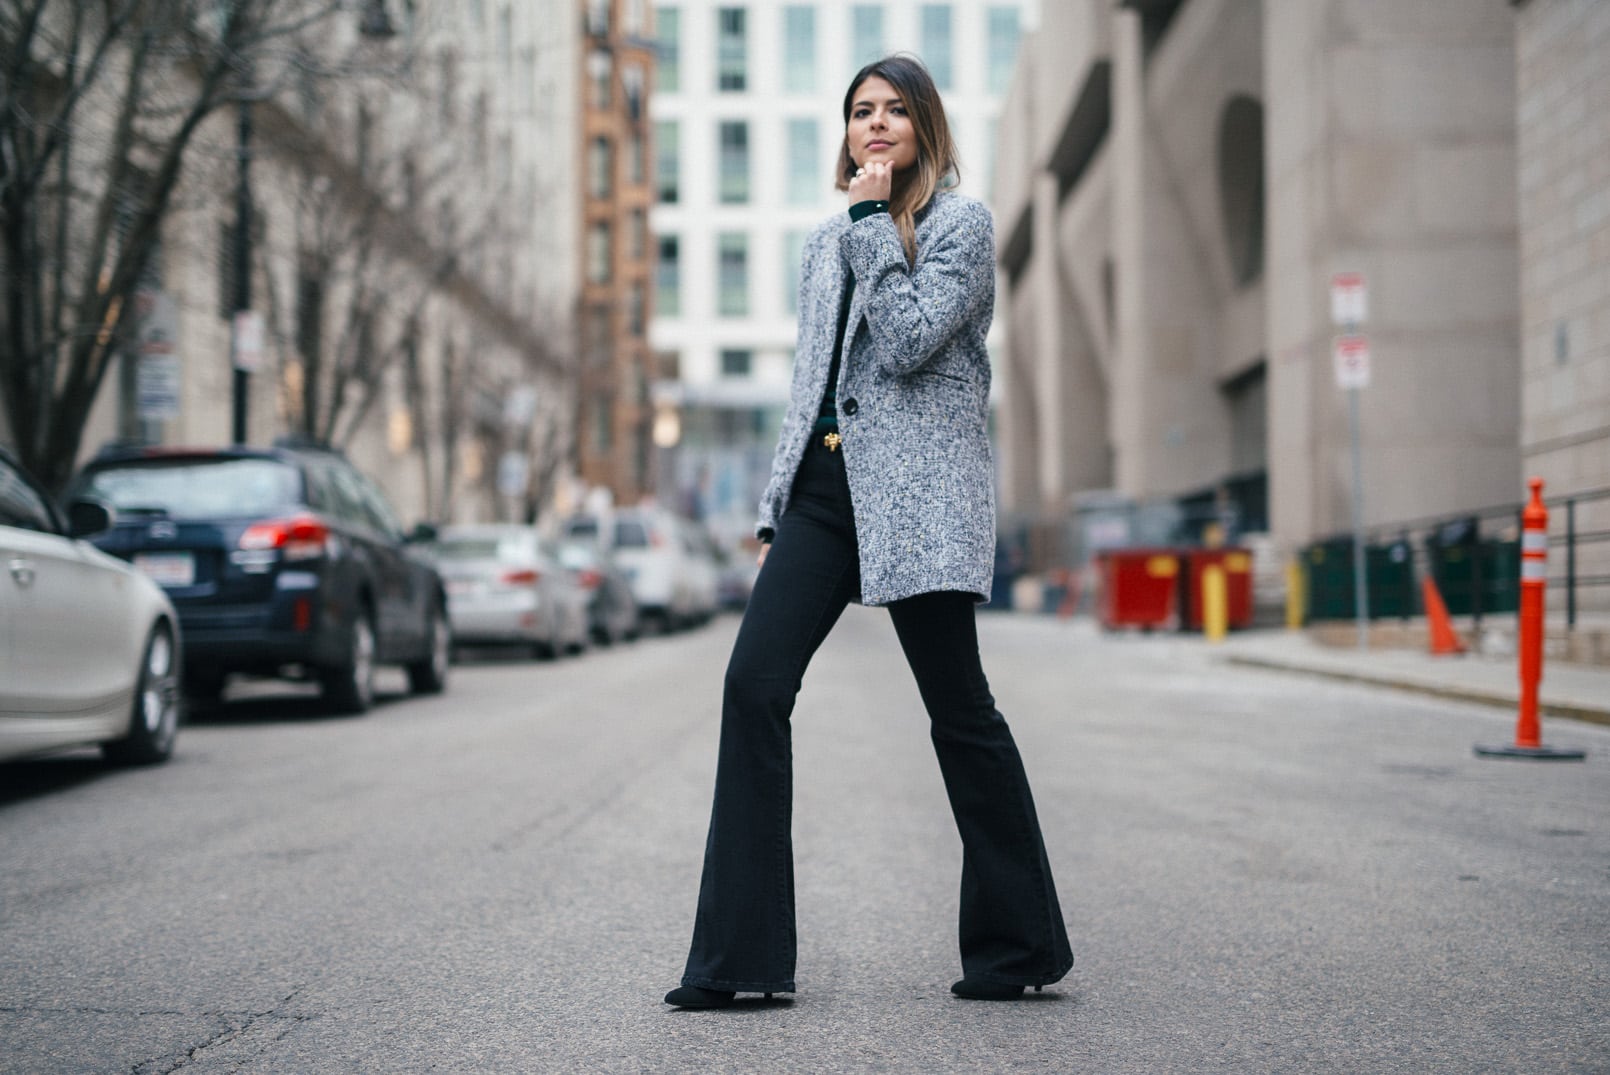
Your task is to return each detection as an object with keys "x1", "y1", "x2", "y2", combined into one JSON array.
[{"x1": 1222, "y1": 654, "x2": 1610, "y2": 729}]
